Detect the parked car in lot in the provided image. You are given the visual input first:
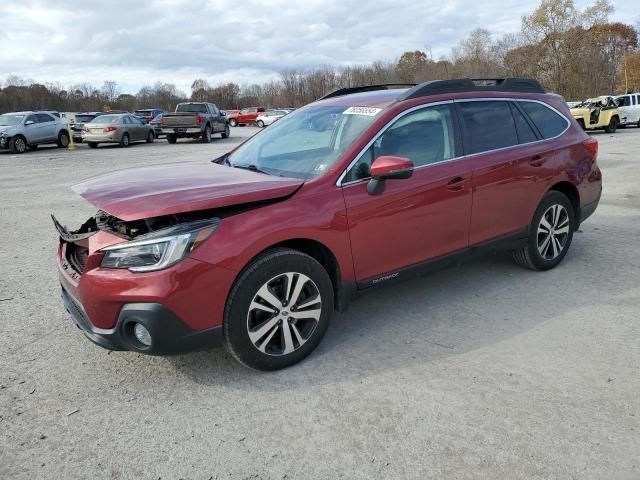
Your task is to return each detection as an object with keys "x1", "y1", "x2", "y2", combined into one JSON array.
[
  {"x1": 256, "y1": 109, "x2": 288, "y2": 127},
  {"x1": 0, "y1": 111, "x2": 70, "y2": 153},
  {"x1": 134, "y1": 108, "x2": 165, "y2": 124},
  {"x1": 70, "y1": 112, "x2": 104, "y2": 143},
  {"x1": 570, "y1": 96, "x2": 621, "y2": 132},
  {"x1": 228, "y1": 107, "x2": 266, "y2": 126},
  {"x1": 54, "y1": 78, "x2": 601, "y2": 370},
  {"x1": 161, "y1": 102, "x2": 229, "y2": 143},
  {"x1": 614, "y1": 93, "x2": 640, "y2": 127},
  {"x1": 82, "y1": 113, "x2": 154, "y2": 148}
]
